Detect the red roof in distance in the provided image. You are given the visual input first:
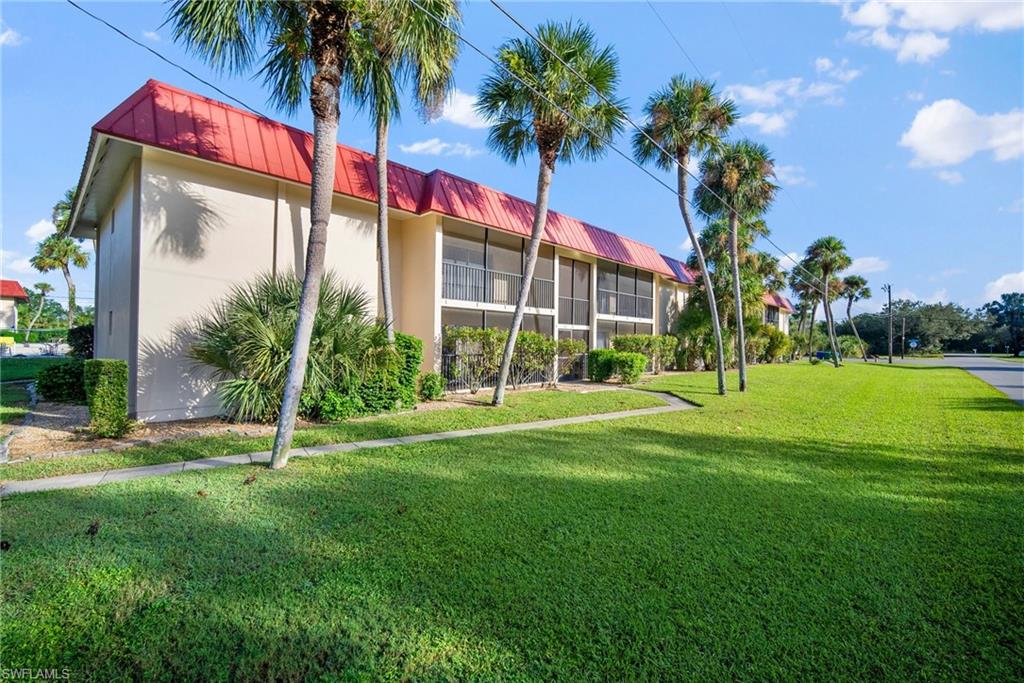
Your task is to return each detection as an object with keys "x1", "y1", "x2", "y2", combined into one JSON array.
[
  {"x1": 0, "y1": 279, "x2": 29, "y2": 301},
  {"x1": 763, "y1": 291, "x2": 795, "y2": 313}
]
